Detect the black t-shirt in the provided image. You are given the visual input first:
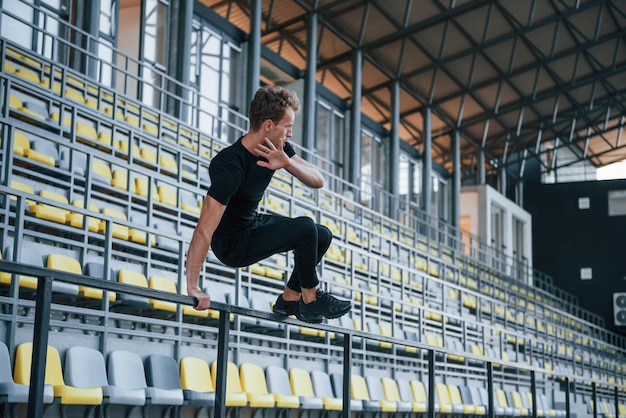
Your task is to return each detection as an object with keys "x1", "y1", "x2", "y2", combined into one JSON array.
[{"x1": 207, "y1": 137, "x2": 295, "y2": 237}]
